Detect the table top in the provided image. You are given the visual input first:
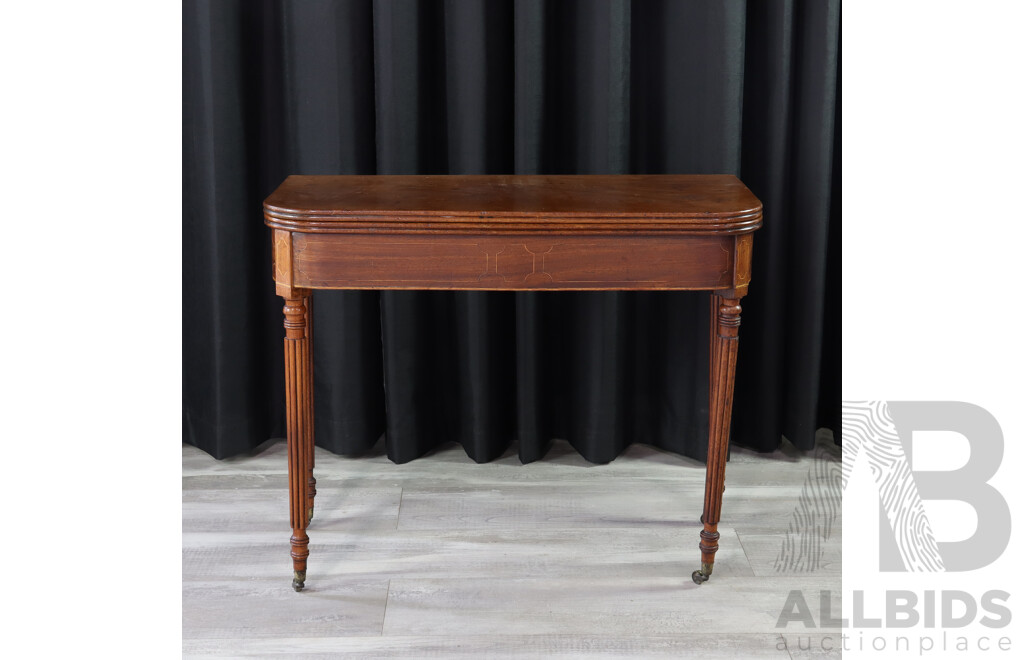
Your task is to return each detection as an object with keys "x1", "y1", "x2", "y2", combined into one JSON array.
[{"x1": 264, "y1": 175, "x2": 762, "y2": 234}]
